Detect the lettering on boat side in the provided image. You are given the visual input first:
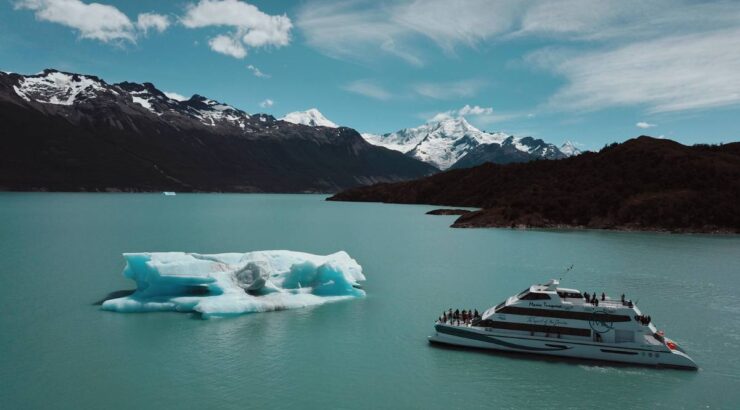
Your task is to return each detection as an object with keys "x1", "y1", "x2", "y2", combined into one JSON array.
[
  {"x1": 528, "y1": 302, "x2": 574, "y2": 310},
  {"x1": 527, "y1": 317, "x2": 568, "y2": 326}
]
